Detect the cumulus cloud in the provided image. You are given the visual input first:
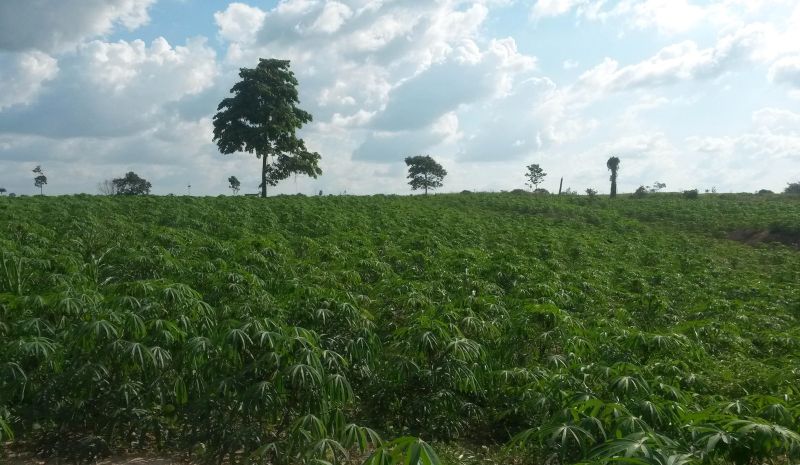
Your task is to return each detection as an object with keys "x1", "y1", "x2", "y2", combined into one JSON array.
[
  {"x1": 572, "y1": 24, "x2": 770, "y2": 104},
  {"x1": 0, "y1": 51, "x2": 59, "y2": 110},
  {"x1": 0, "y1": 0, "x2": 156, "y2": 53},
  {"x1": 0, "y1": 37, "x2": 217, "y2": 138},
  {"x1": 768, "y1": 55, "x2": 800, "y2": 89},
  {"x1": 214, "y1": 3, "x2": 267, "y2": 44}
]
